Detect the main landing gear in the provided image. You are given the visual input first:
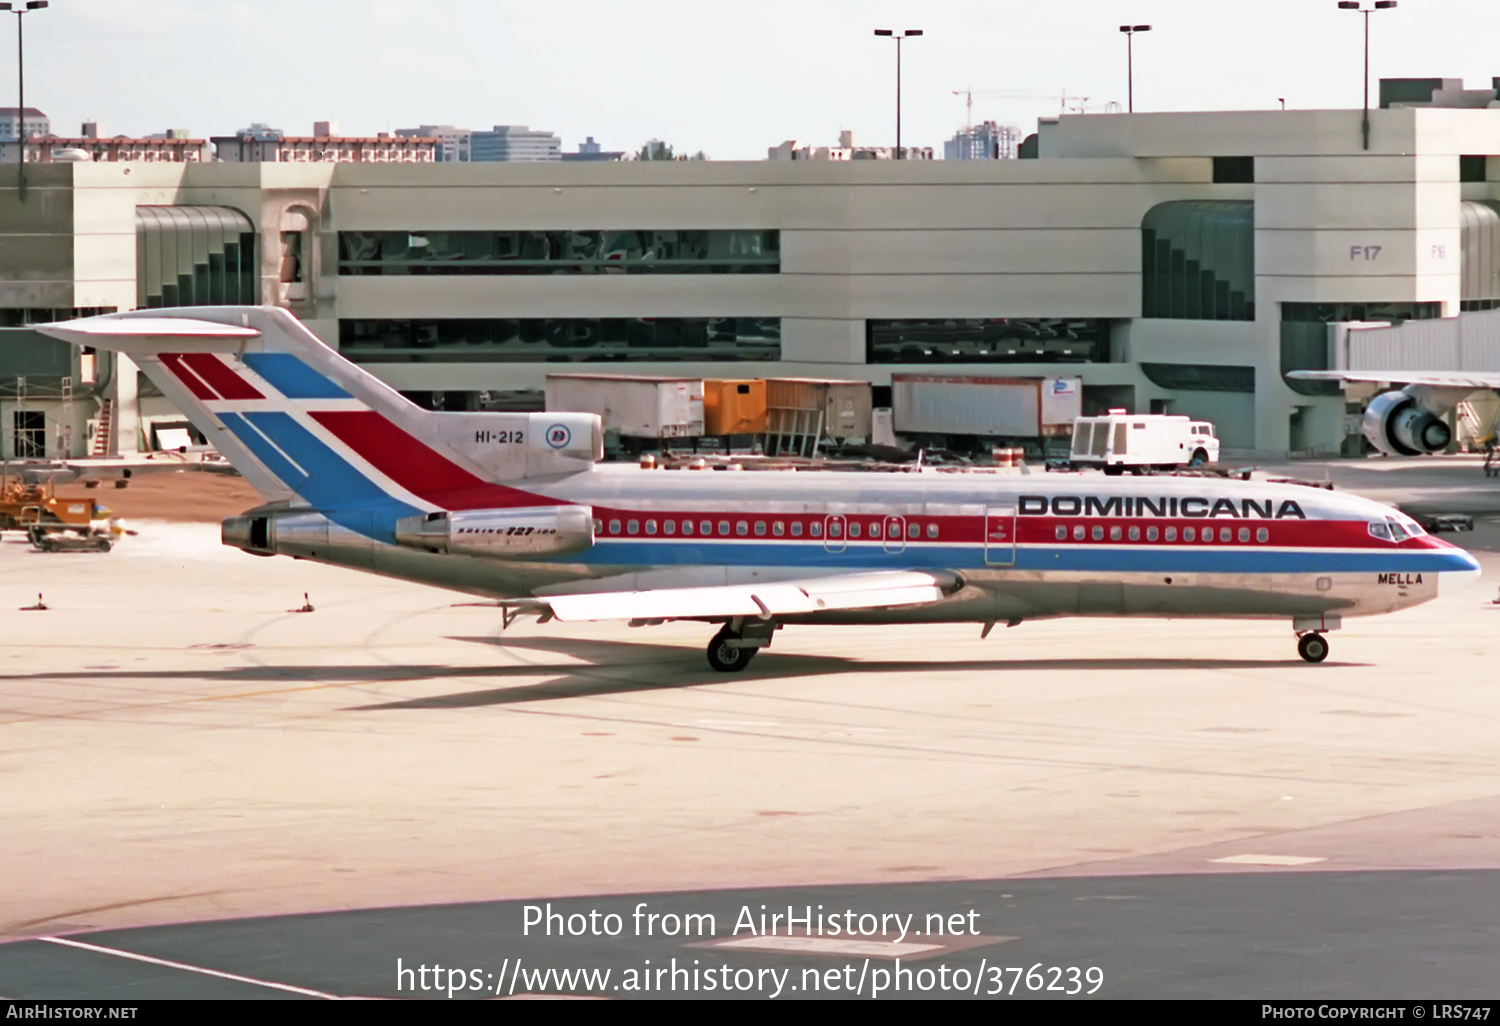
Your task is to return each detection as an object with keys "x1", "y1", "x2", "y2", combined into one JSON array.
[
  {"x1": 706, "y1": 619, "x2": 780, "y2": 673},
  {"x1": 707, "y1": 629, "x2": 756, "y2": 672},
  {"x1": 1296, "y1": 632, "x2": 1329, "y2": 664}
]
